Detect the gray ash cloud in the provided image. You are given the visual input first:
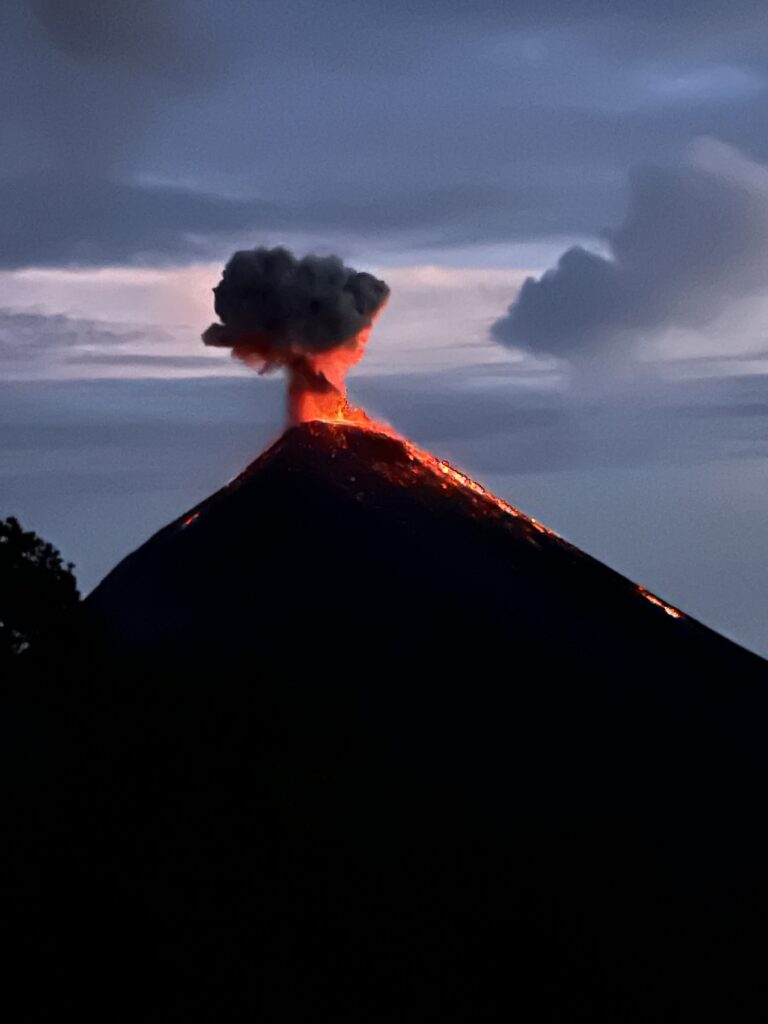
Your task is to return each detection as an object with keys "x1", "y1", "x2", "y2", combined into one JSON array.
[{"x1": 202, "y1": 246, "x2": 389, "y2": 357}]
